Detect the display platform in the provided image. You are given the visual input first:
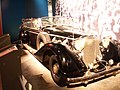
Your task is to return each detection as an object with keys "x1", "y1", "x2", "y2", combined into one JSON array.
[{"x1": 21, "y1": 50, "x2": 120, "y2": 90}]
